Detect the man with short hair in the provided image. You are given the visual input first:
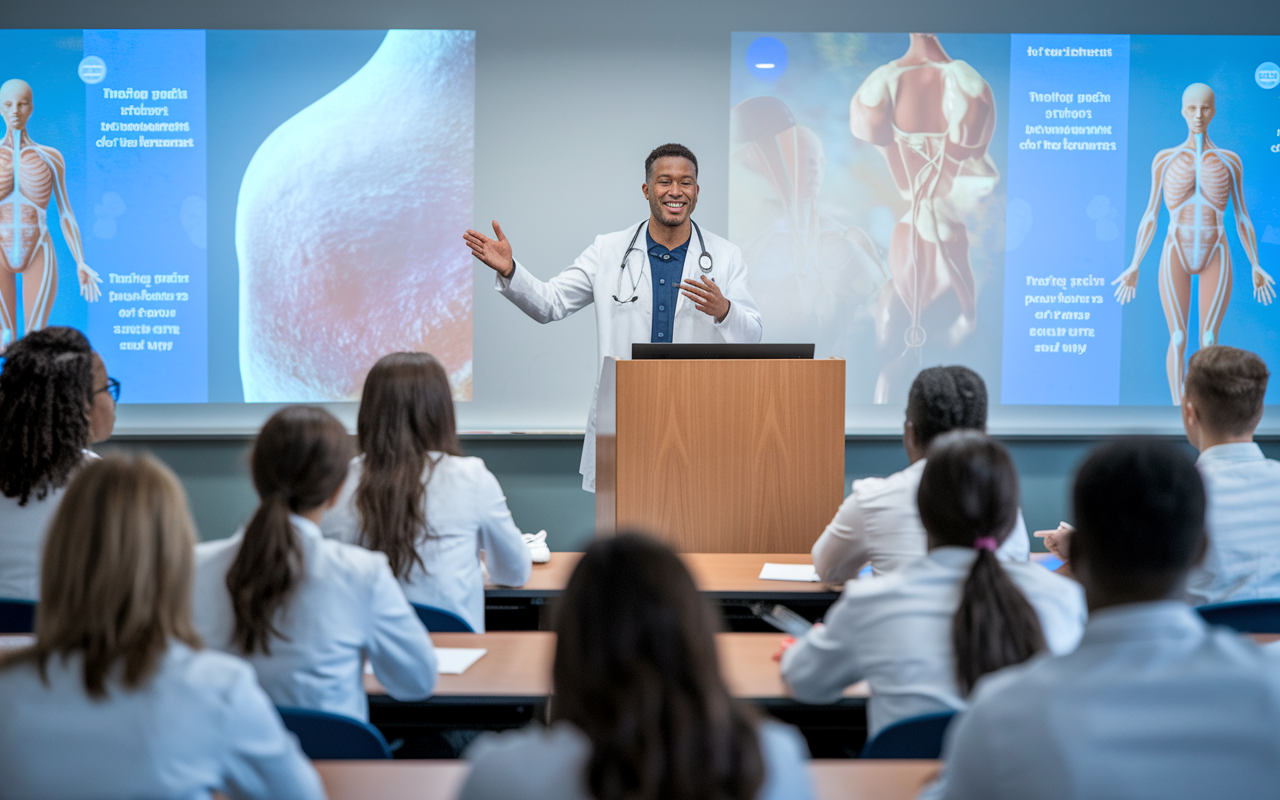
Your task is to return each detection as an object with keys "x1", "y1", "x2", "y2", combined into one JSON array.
[
  {"x1": 811, "y1": 365, "x2": 1029, "y2": 582},
  {"x1": 926, "y1": 437, "x2": 1280, "y2": 800},
  {"x1": 464, "y1": 144, "x2": 762, "y2": 491}
]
